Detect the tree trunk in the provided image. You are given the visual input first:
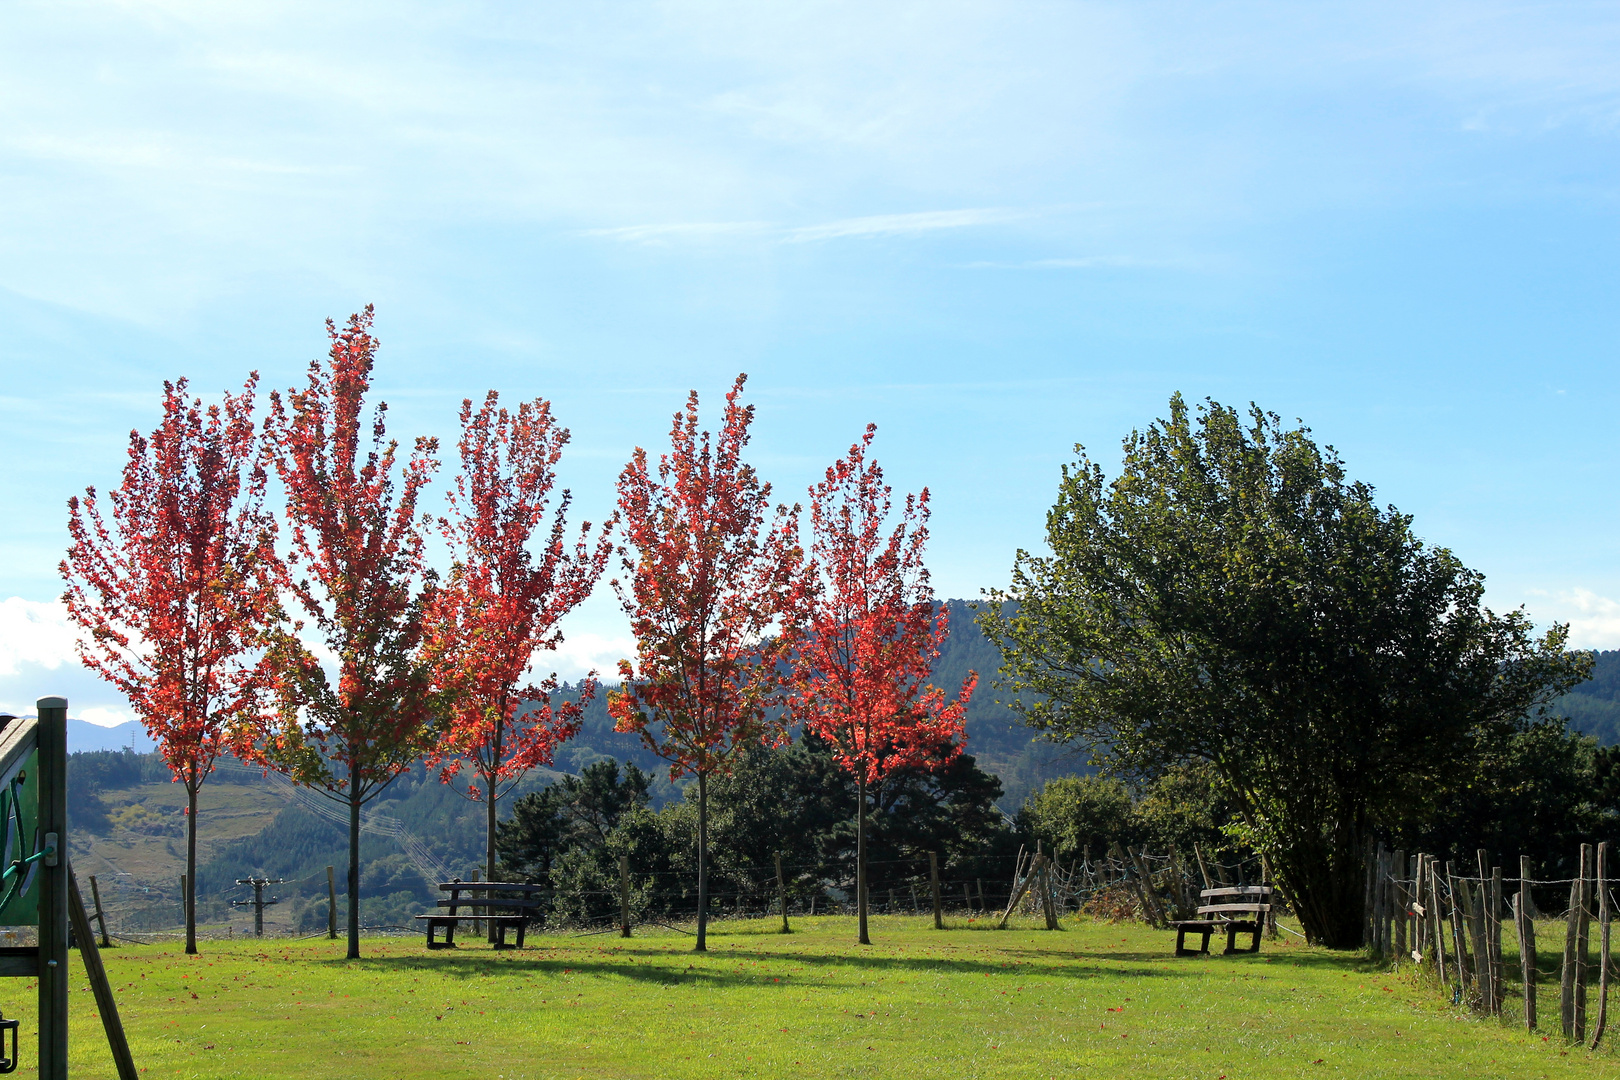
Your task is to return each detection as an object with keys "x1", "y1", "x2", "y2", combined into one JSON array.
[
  {"x1": 1268, "y1": 822, "x2": 1367, "y2": 948},
  {"x1": 487, "y1": 710, "x2": 503, "y2": 883},
  {"x1": 857, "y1": 773, "x2": 870, "y2": 946},
  {"x1": 486, "y1": 768, "x2": 499, "y2": 944},
  {"x1": 347, "y1": 784, "x2": 362, "y2": 960},
  {"x1": 184, "y1": 780, "x2": 199, "y2": 955},
  {"x1": 695, "y1": 771, "x2": 709, "y2": 952}
]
